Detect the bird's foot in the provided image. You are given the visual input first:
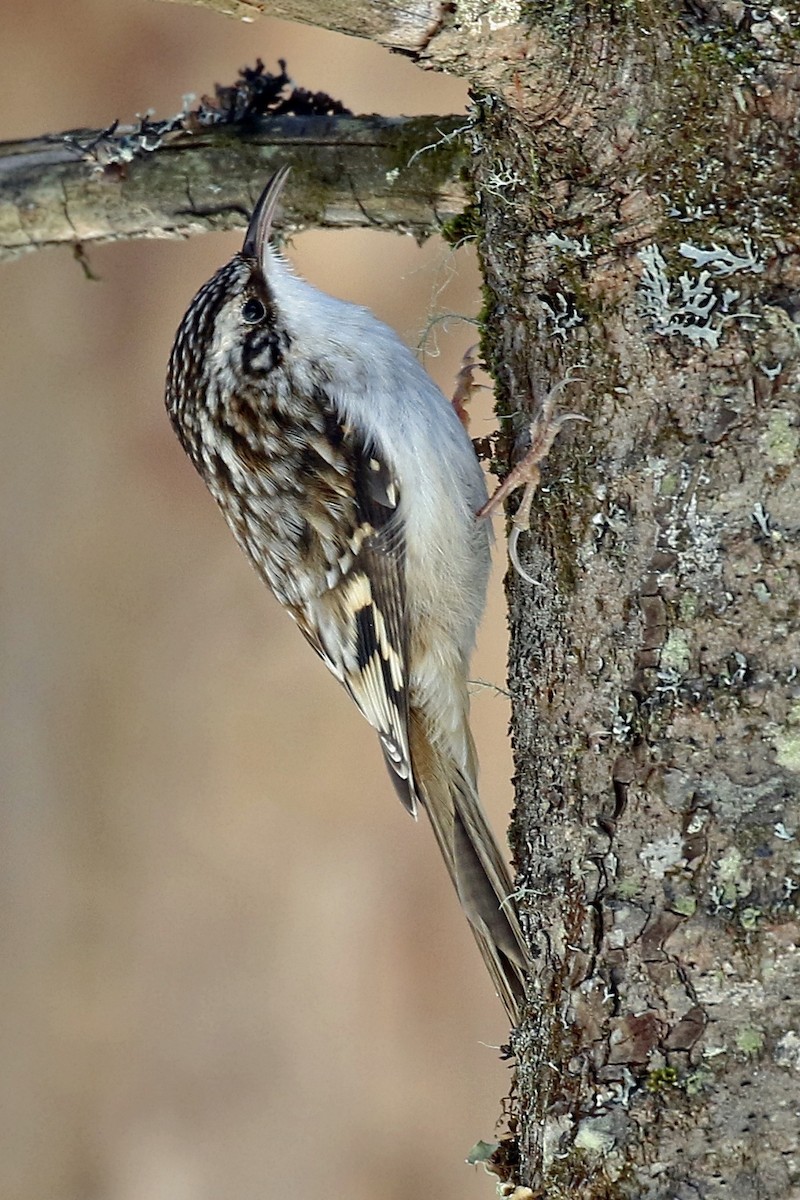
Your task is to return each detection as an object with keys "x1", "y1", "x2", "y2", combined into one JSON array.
[{"x1": 478, "y1": 374, "x2": 587, "y2": 585}]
